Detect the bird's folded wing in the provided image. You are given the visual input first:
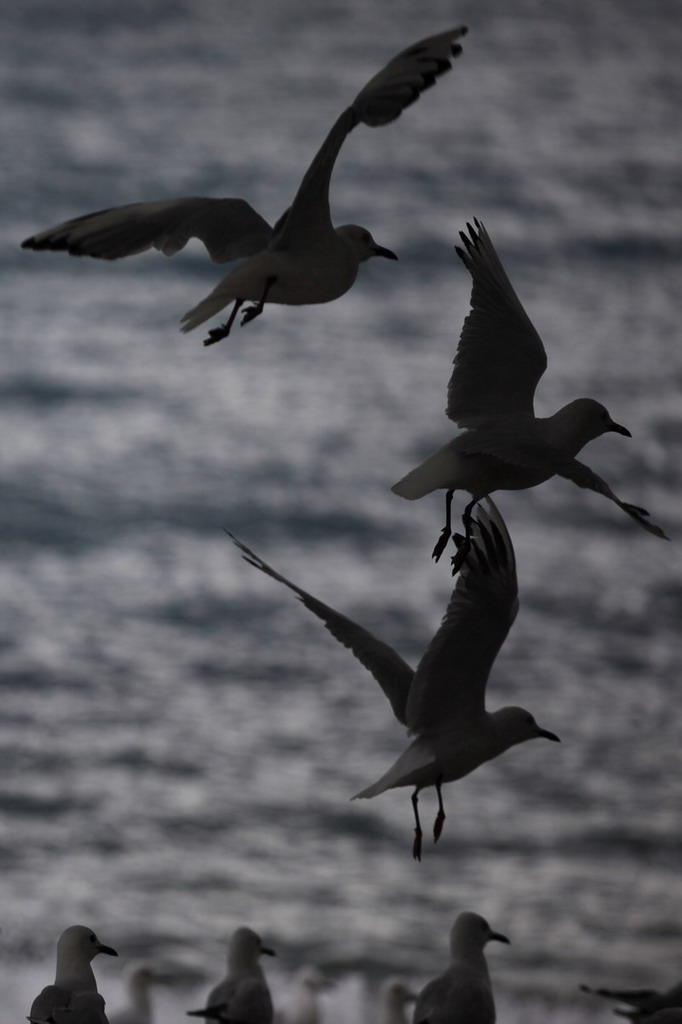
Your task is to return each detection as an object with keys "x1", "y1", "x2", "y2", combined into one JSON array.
[
  {"x1": 446, "y1": 220, "x2": 548, "y2": 428},
  {"x1": 21, "y1": 197, "x2": 273, "y2": 264},
  {"x1": 452, "y1": 419, "x2": 561, "y2": 468},
  {"x1": 228, "y1": 533, "x2": 414, "y2": 725},
  {"x1": 240, "y1": 980, "x2": 274, "y2": 1022},
  {"x1": 405, "y1": 499, "x2": 519, "y2": 734},
  {"x1": 29, "y1": 988, "x2": 109, "y2": 1024},
  {"x1": 29, "y1": 985, "x2": 70, "y2": 1021}
]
